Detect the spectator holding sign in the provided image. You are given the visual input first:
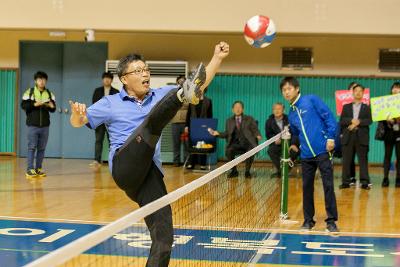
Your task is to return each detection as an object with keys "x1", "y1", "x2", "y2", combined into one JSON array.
[{"x1": 380, "y1": 82, "x2": 400, "y2": 187}]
